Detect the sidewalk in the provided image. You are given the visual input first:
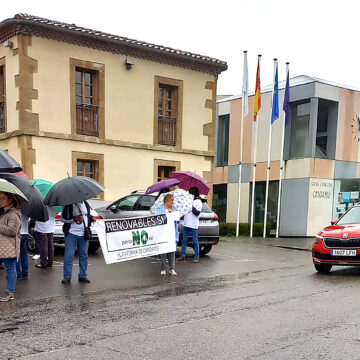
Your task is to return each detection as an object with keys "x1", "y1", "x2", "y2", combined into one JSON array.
[{"x1": 221, "y1": 236, "x2": 314, "y2": 252}]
